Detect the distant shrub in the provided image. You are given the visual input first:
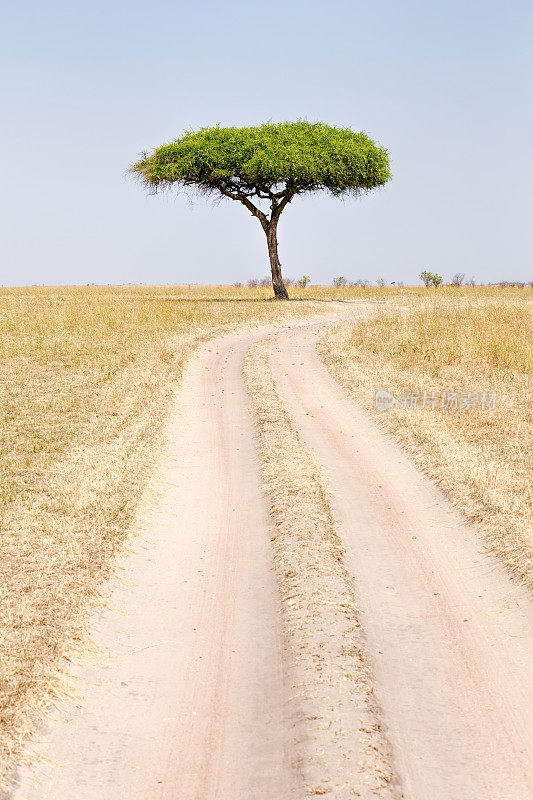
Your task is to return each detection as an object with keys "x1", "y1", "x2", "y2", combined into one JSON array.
[
  {"x1": 247, "y1": 277, "x2": 272, "y2": 287},
  {"x1": 333, "y1": 276, "x2": 348, "y2": 287},
  {"x1": 420, "y1": 270, "x2": 442, "y2": 287}
]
